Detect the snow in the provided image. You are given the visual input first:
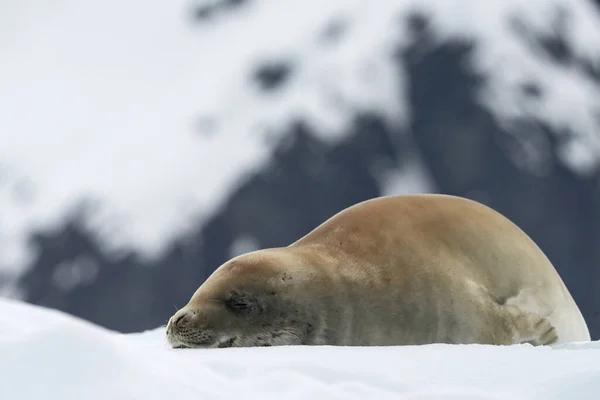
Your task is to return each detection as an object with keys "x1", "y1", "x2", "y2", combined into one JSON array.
[
  {"x1": 0, "y1": 297, "x2": 599, "y2": 399},
  {"x1": 1, "y1": 0, "x2": 599, "y2": 277}
]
